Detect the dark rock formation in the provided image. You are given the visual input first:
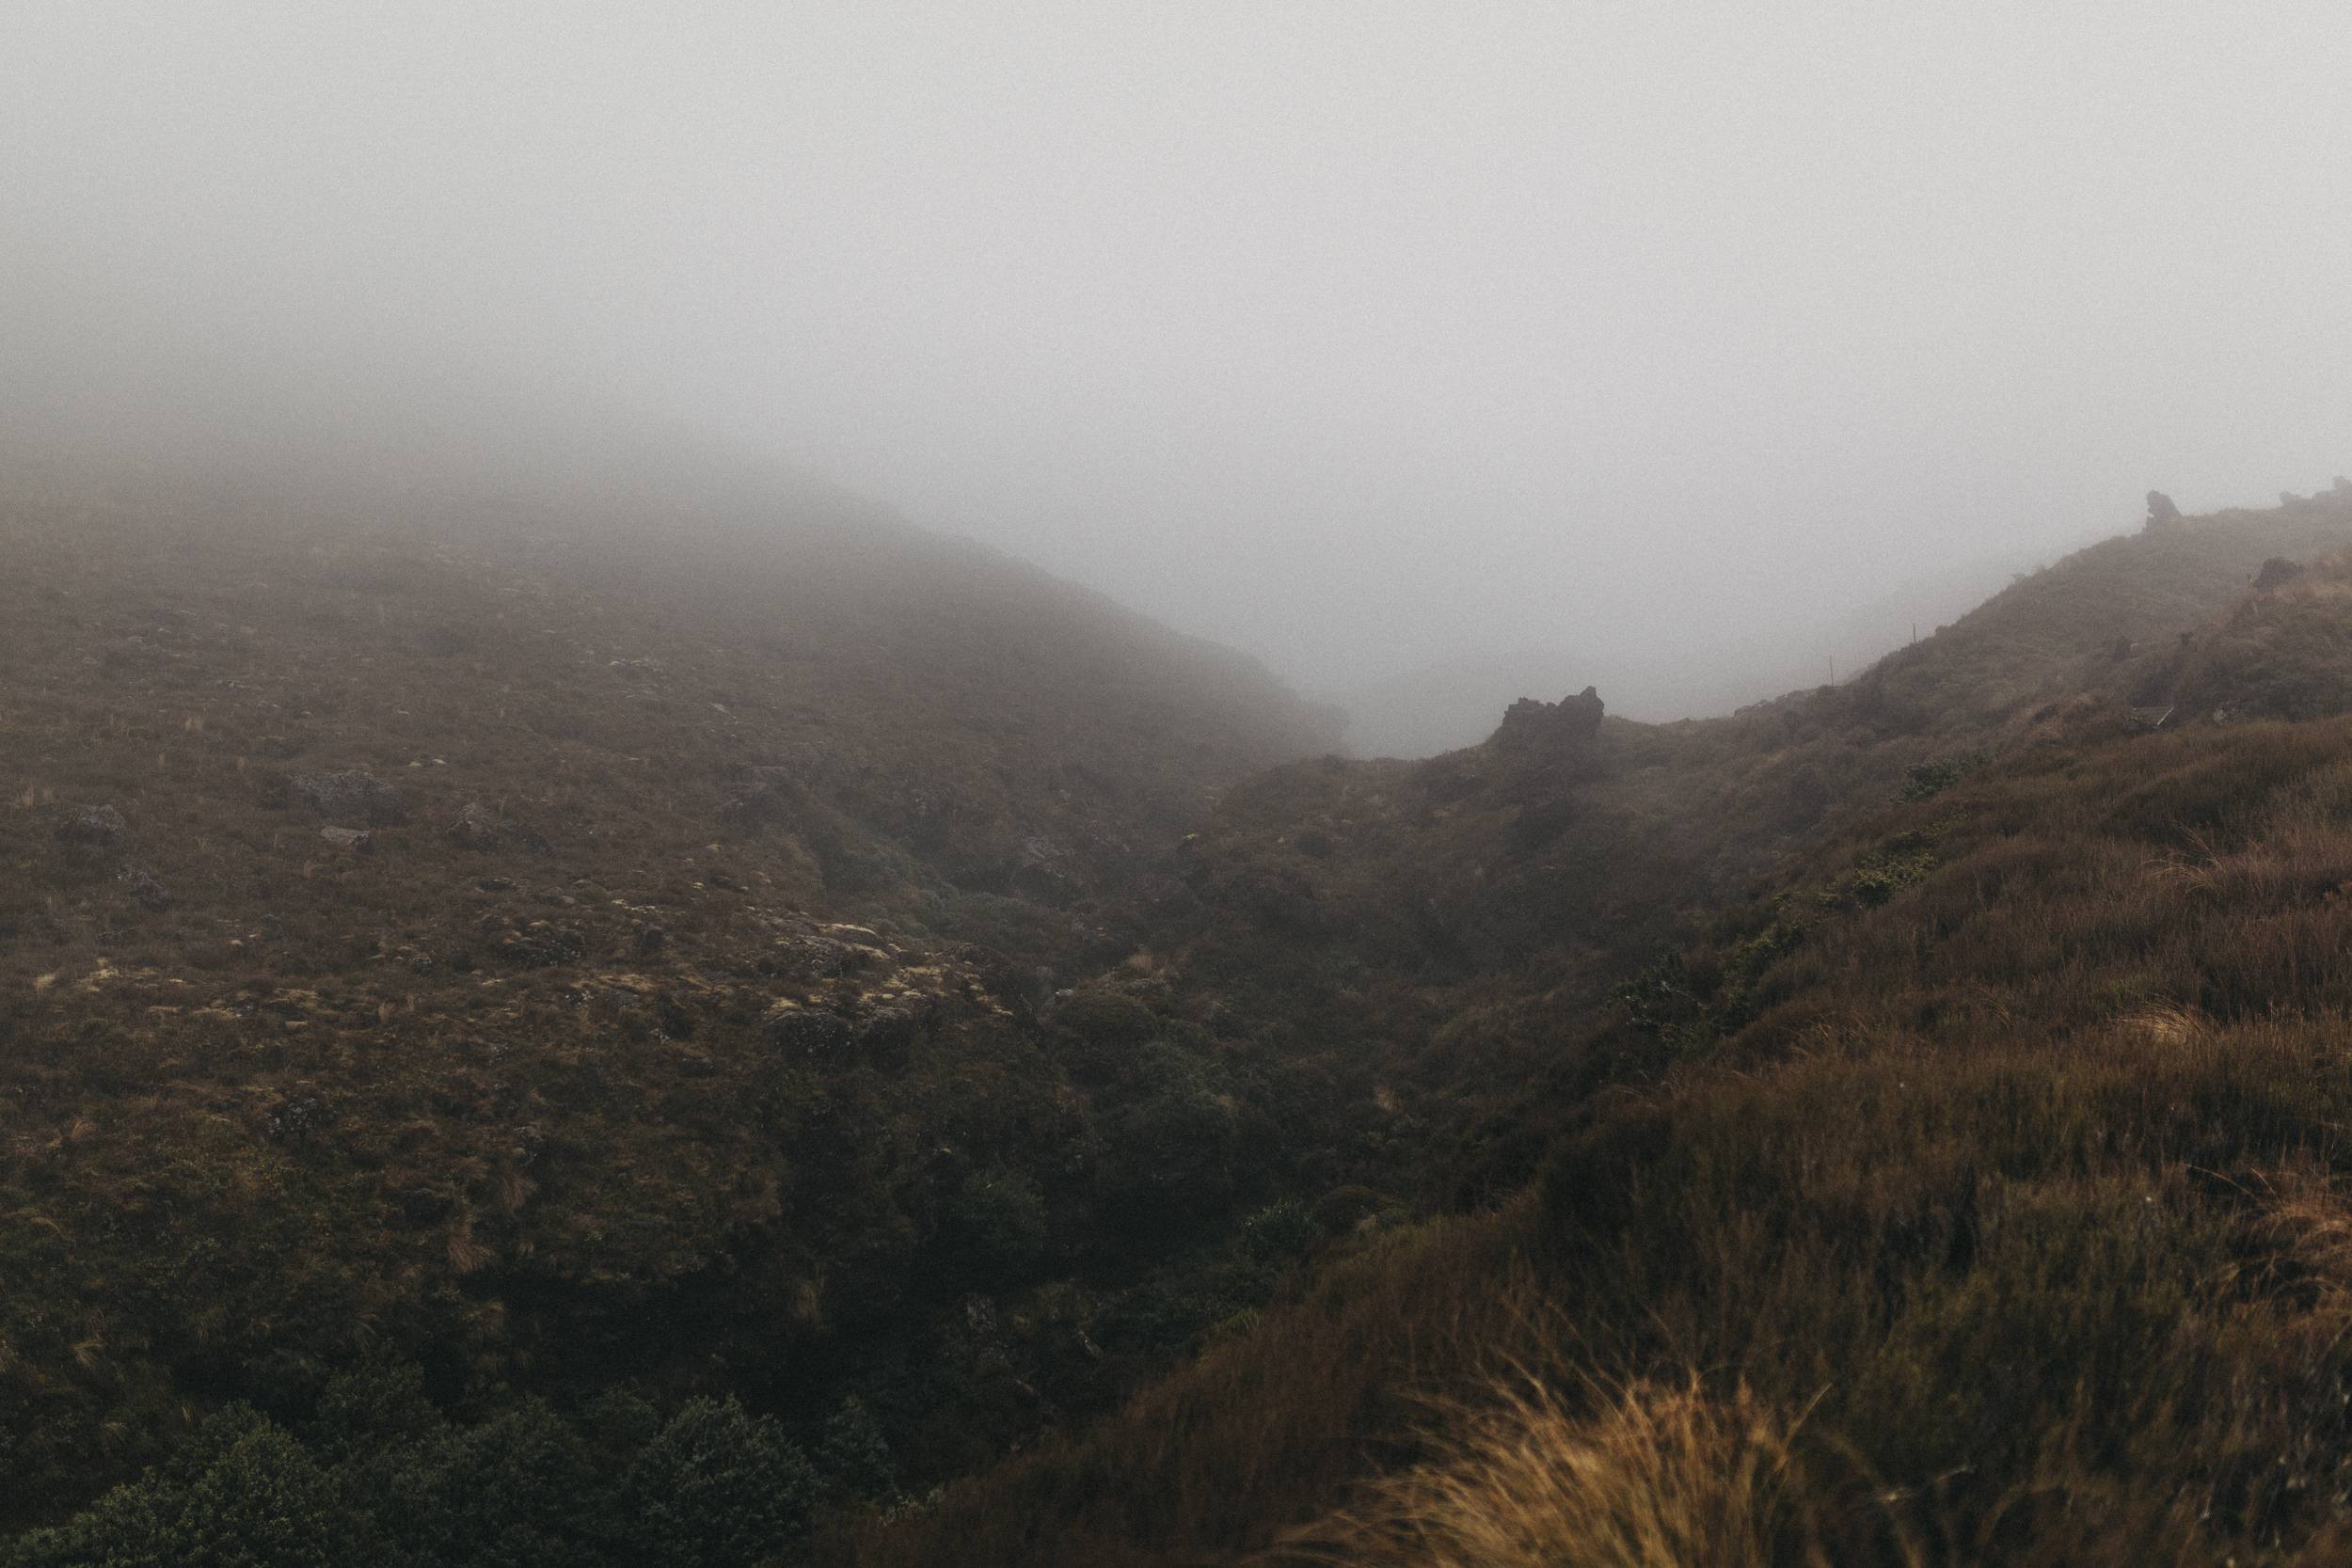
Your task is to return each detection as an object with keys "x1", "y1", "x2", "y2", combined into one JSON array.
[
  {"x1": 2145, "y1": 491, "x2": 2183, "y2": 529},
  {"x1": 1491, "y1": 685, "x2": 1605, "y2": 751},
  {"x1": 443, "y1": 801, "x2": 550, "y2": 853},
  {"x1": 2253, "y1": 557, "x2": 2304, "y2": 592},
  {"x1": 56, "y1": 805, "x2": 131, "y2": 845},
  {"x1": 293, "y1": 770, "x2": 409, "y2": 825}
]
